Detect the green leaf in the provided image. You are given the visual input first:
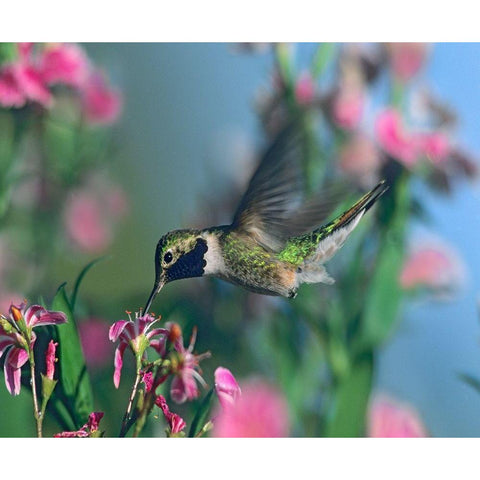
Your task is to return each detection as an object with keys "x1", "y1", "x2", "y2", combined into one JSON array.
[
  {"x1": 360, "y1": 177, "x2": 410, "y2": 348},
  {"x1": 70, "y1": 256, "x2": 109, "y2": 311},
  {"x1": 52, "y1": 284, "x2": 94, "y2": 428},
  {"x1": 458, "y1": 373, "x2": 480, "y2": 395},
  {"x1": 0, "y1": 43, "x2": 17, "y2": 64},
  {"x1": 311, "y1": 43, "x2": 336, "y2": 79},
  {"x1": 188, "y1": 388, "x2": 215, "y2": 438},
  {"x1": 324, "y1": 354, "x2": 373, "y2": 437}
]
